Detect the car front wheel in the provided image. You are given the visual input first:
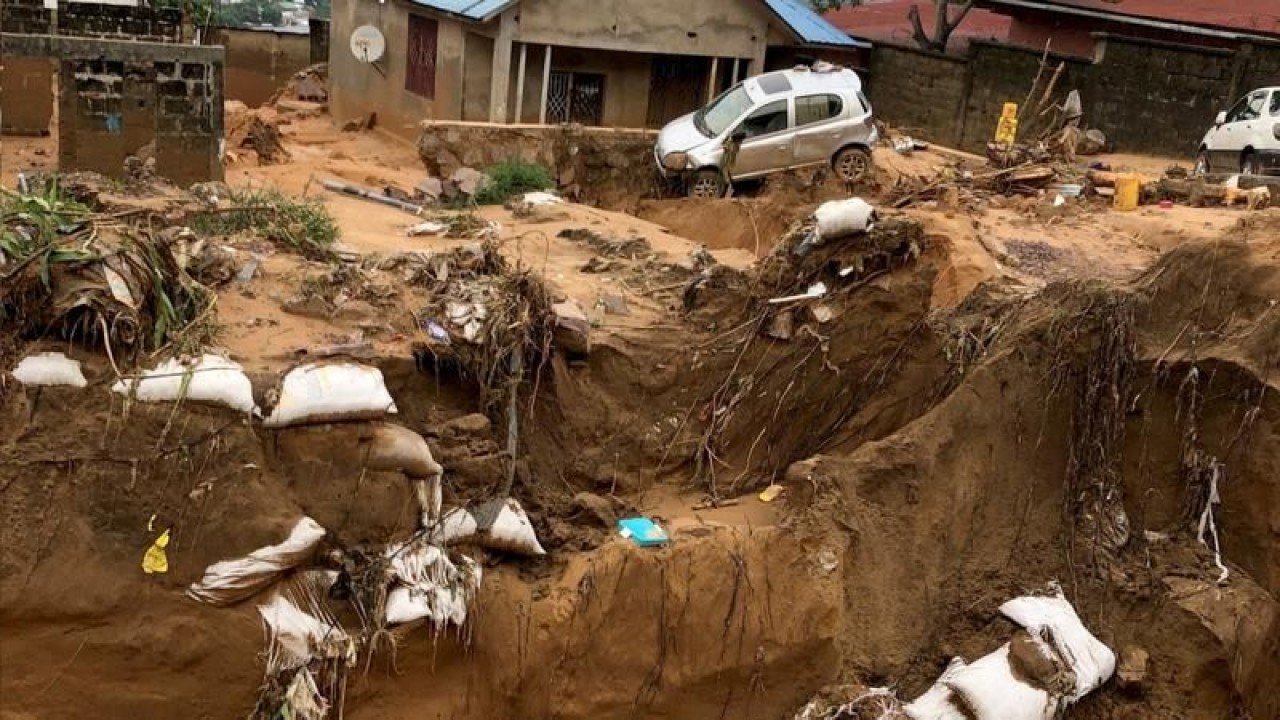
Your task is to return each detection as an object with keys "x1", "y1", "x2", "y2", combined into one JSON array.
[
  {"x1": 833, "y1": 147, "x2": 871, "y2": 182},
  {"x1": 1241, "y1": 152, "x2": 1259, "y2": 175},
  {"x1": 1193, "y1": 151, "x2": 1210, "y2": 176},
  {"x1": 687, "y1": 169, "x2": 726, "y2": 199}
]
